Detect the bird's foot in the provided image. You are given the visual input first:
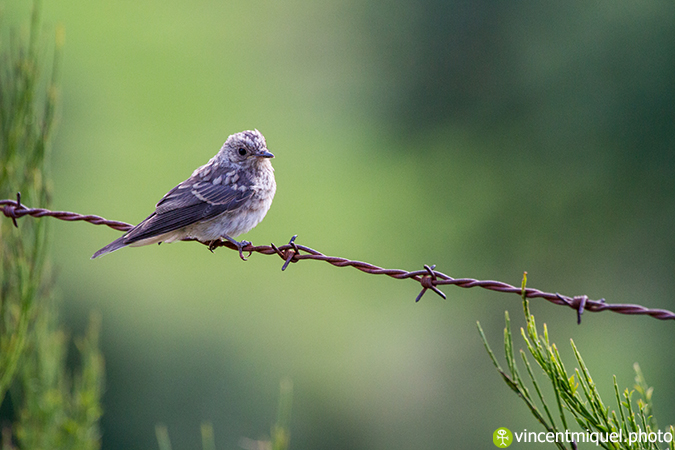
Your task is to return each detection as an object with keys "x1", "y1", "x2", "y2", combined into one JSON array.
[
  {"x1": 218, "y1": 235, "x2": 251, "y2": 261},
  {"x1": 234, "y1": 239, "x2": 251, "y2": 261},
  {"x1": 208, "y1": 240, "x2": 218, "y2": 253},
  {"x1": 204, "y1": 236, "x2": 251, "y2": 260}
]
